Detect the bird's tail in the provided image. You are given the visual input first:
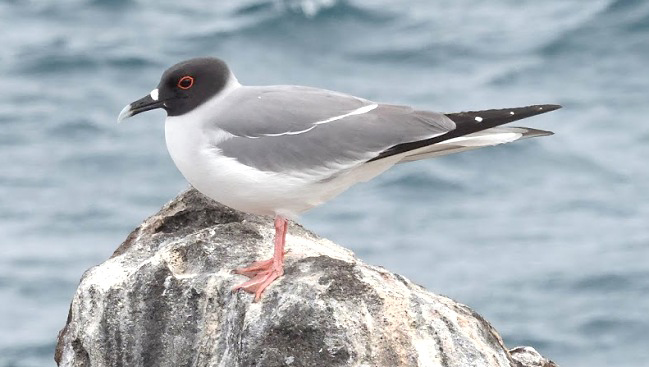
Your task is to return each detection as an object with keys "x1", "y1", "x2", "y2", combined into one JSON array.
[
  {"x1": 398, "y1": 126, "x2": 552, "y2": 163},
  {"x1": 371, "y1": 104, "x2": 561, "y2": 162}
]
